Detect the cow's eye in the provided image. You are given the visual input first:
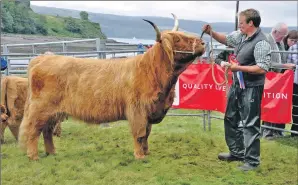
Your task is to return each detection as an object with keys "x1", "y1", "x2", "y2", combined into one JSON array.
[{"x1": 174, "y1": 37, "x2": 180, "y2": 43}]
